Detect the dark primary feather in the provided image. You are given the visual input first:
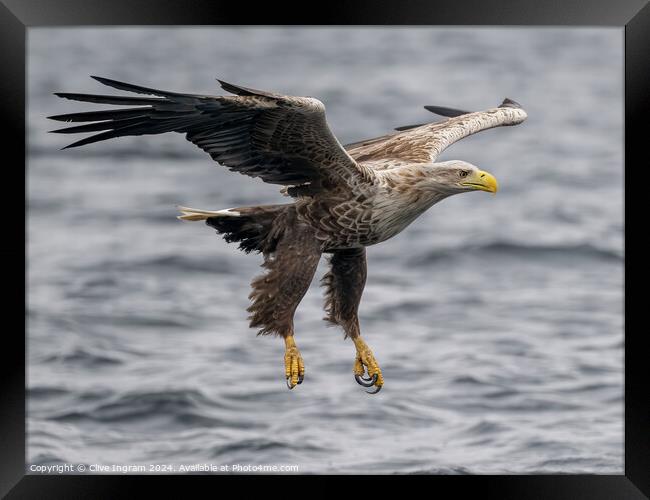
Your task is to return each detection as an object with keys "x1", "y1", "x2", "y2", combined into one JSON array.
[
  {"x1": 89, "y1": 75, "x2": 184, "y2": 97},
  {"x1": 391, "y1": 104, "x2": 471, "y2": 133},
  {"x1": 216, "y1": 79, "x2": 281, "y2": 98},
  {"x1": 48, "y1": 107, "x2": 155, "y2": 123},
  {"x1": 49, "y1": 76, "x2": 366, "y2": 189},
  {"x1": 53, "y1": 93, "x2": 164, "y2": 106},
  {"x1": 394, "y1": 123, "x2": 427, "y2": 131},
  {"x1": 424, "y1": 104, "x2": 471, "y2": 117},
  {"x1": 499, "y1": 97, "x2": 522, "y2": 109}
]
